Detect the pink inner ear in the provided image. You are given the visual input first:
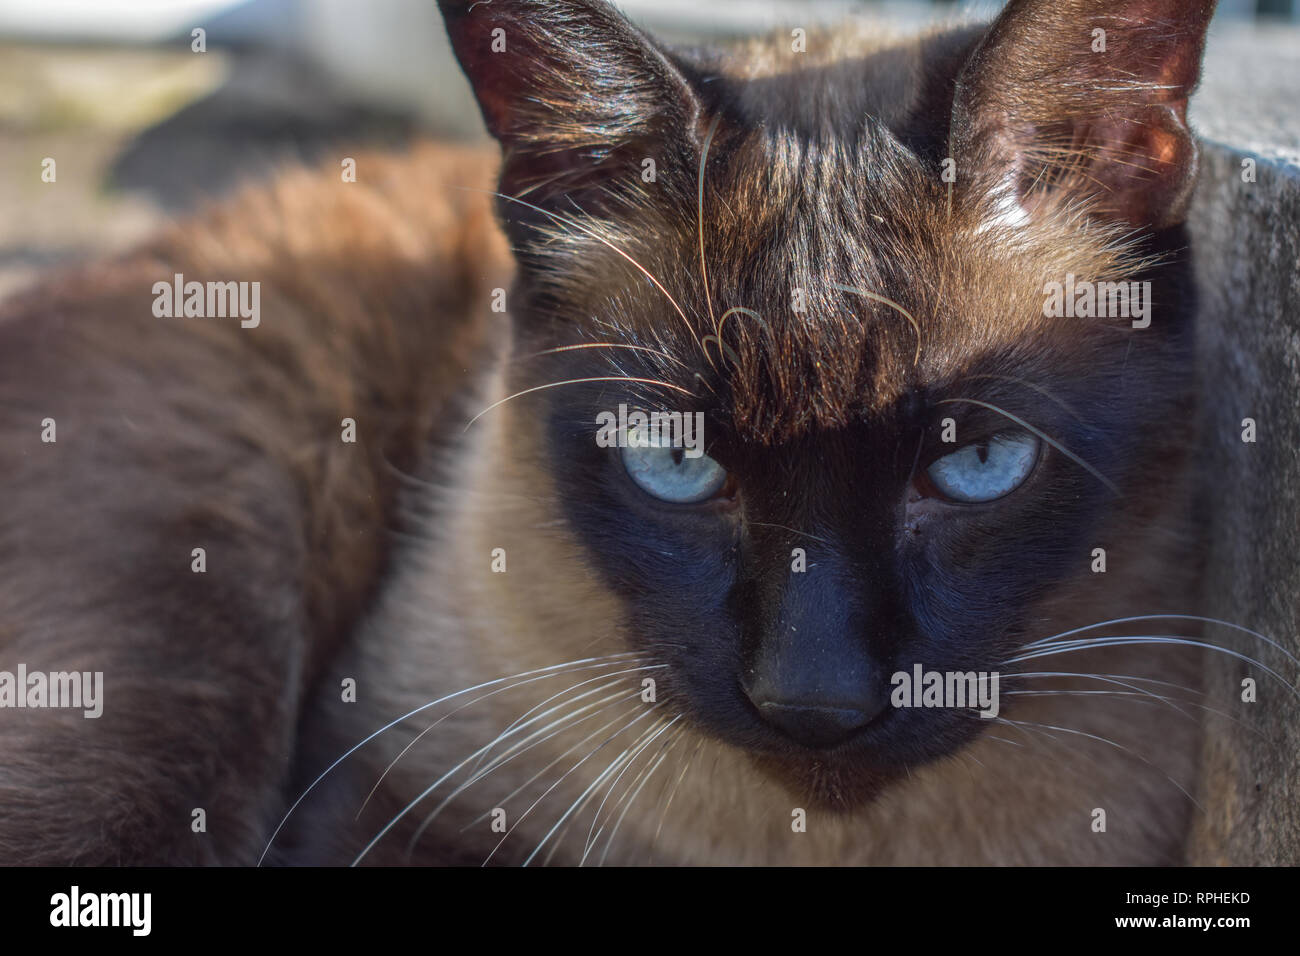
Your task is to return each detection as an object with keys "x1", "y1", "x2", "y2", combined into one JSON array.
[
  {"x1": 952, "y1": 0, "x2": 1215, "y2": 231},
  {"x1": 1065, "y1": 105, "x2": 1196, "y2": 229},
  {"x1": 1002, "y1": 100, "x2": 1199, "y2": 230}
]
